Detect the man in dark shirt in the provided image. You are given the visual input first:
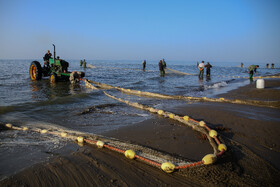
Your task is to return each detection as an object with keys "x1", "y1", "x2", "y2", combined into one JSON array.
[
  {"x1": 162, "y1": 58, "x2": 167, "y2": 69},
  {"x1": 142, "y1": 60, "x2": 146, "y2": 71},
  {"x1": 205, "y1": 62, "x2": 212, "y2": 77},
  {"x1": 159, "y1": 60, "x2": 165, "y2": 76},
  {"x1": 43, "y1": 50, "x2": 52, "y2": 67}
]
